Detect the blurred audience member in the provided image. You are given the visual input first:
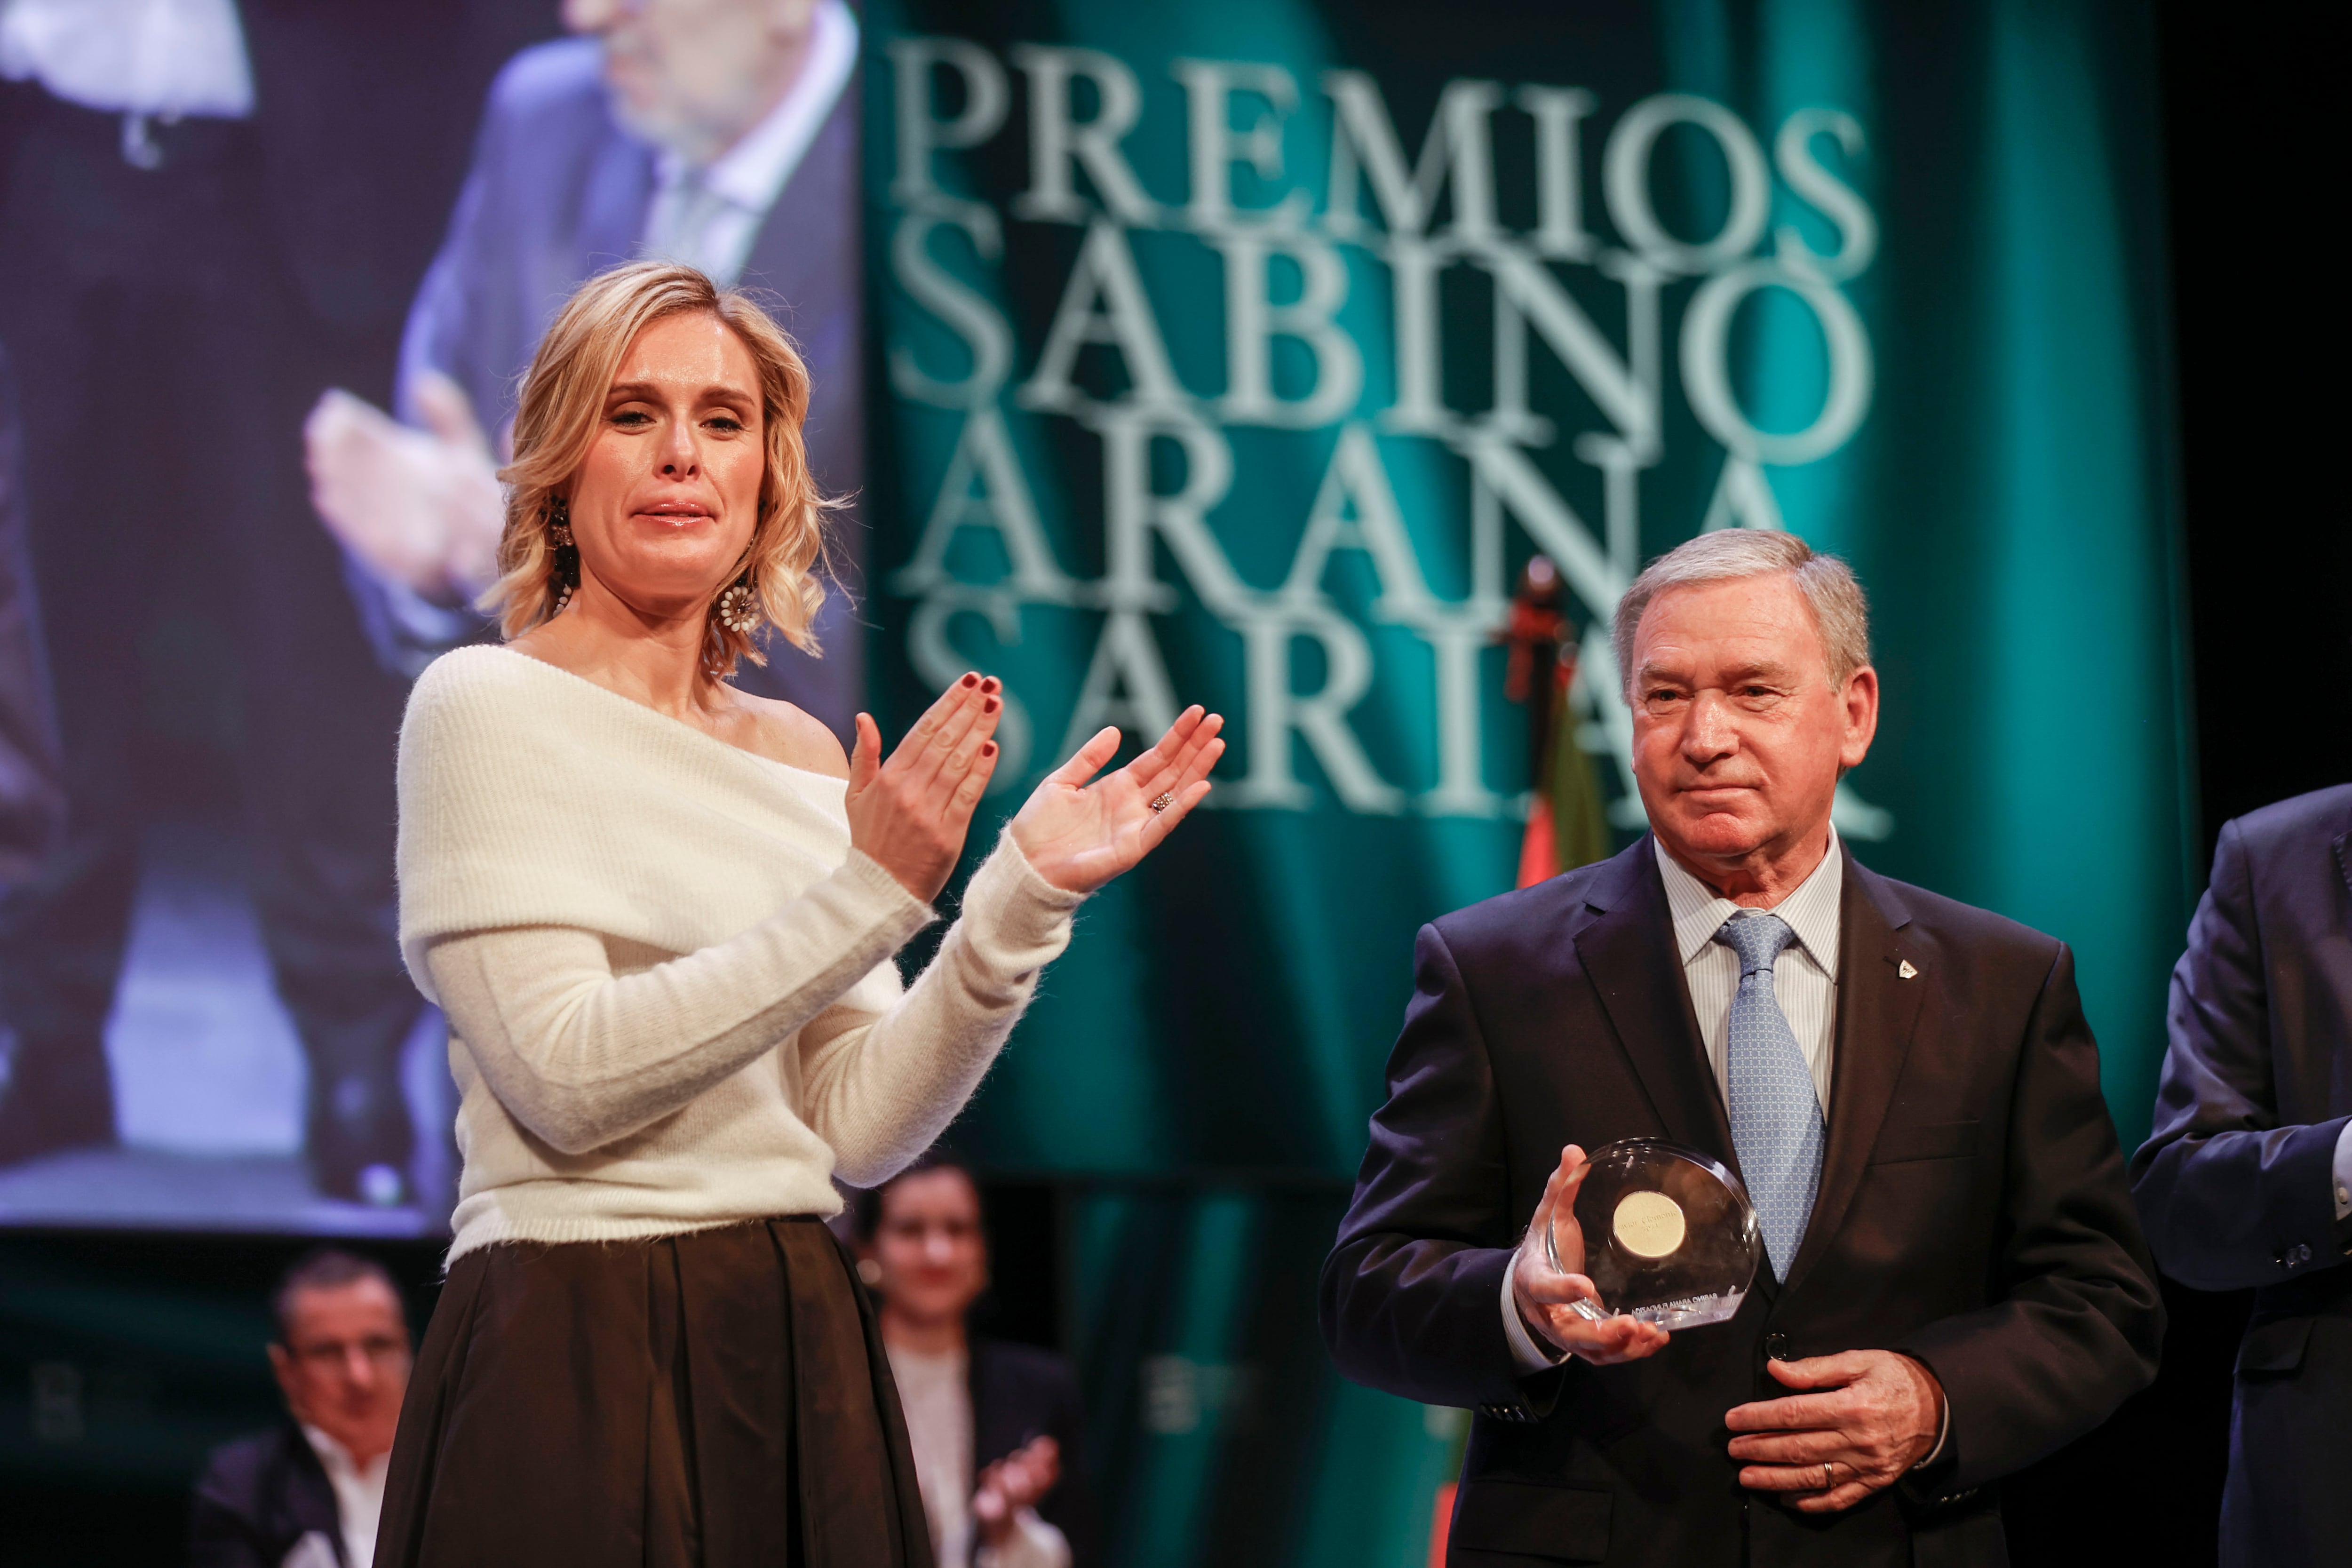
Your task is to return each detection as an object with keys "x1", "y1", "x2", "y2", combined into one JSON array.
[
  {"x1": 0, "y1": 0, "x2": 548, "y2": 1198},
  {"x1": 860, "y1": 1158, "x2": 1099, "y2": 1568},
  {"x1": 307, "y1": 0, "x2": 864, "y2": 735},
  {"x1": 2131, "y1": 784, "x2": 2352, "y2": 1568},
  {"x1": 190, "y1": 1248, "x2": 414, "y2": 1568}
]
